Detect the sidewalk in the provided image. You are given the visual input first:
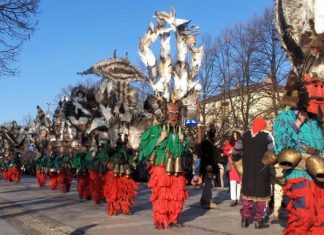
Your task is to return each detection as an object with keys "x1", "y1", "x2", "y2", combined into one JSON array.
[{"x1": 0, "y1": 176, "x2": 286, "y2": 235}]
